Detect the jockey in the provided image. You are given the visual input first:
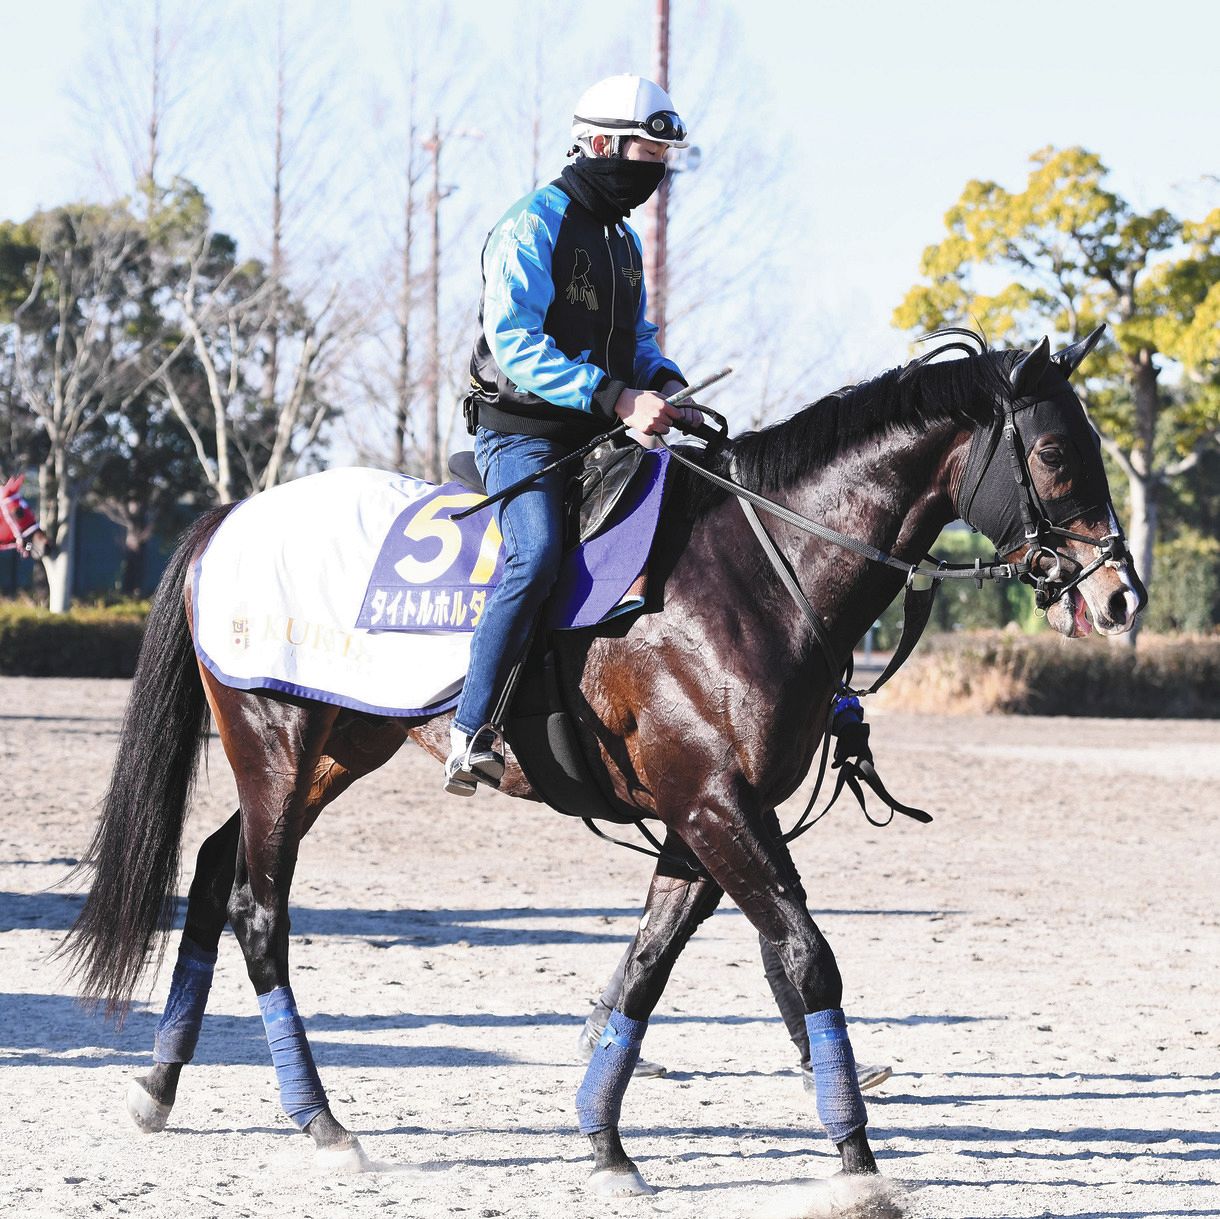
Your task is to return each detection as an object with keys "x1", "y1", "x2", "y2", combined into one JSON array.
[{"x1": 446, "y1": 74, "x2": 696, "y2": 796}]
